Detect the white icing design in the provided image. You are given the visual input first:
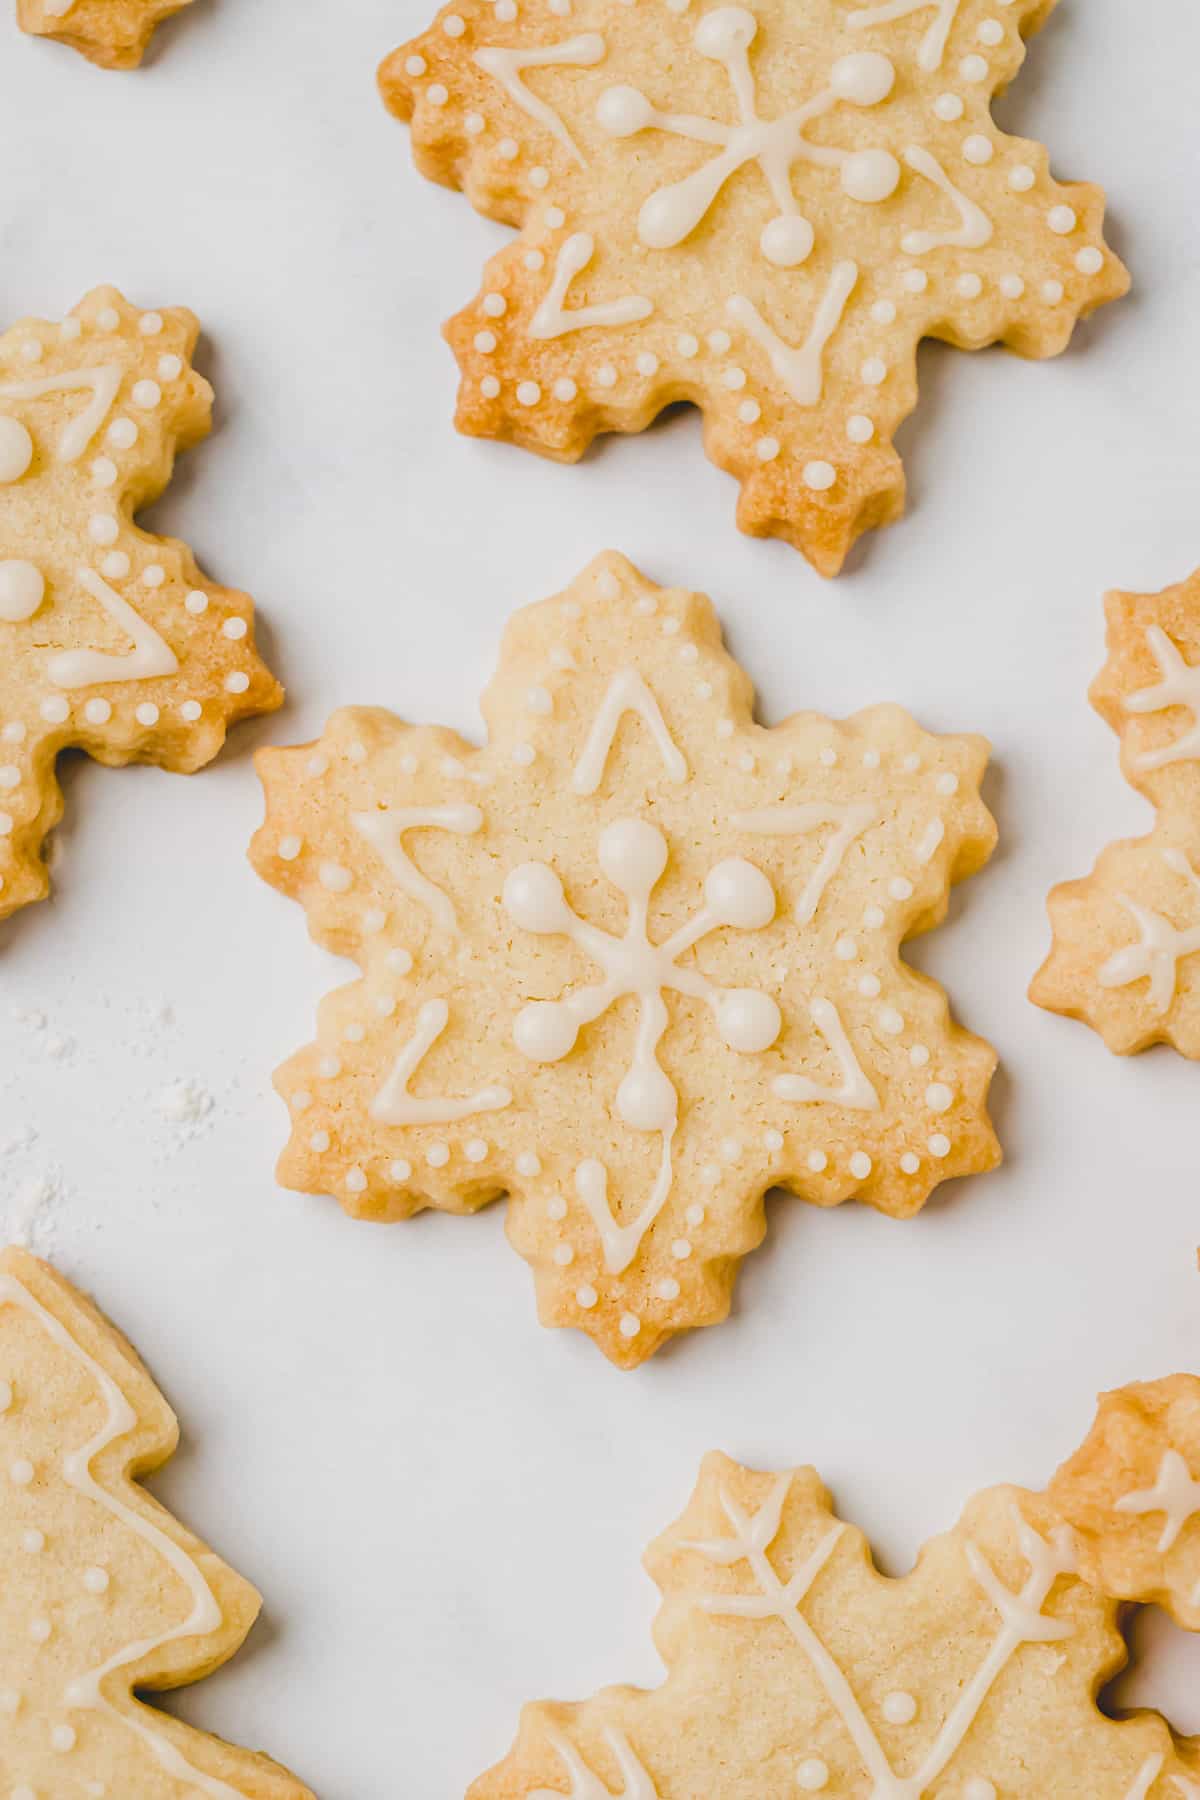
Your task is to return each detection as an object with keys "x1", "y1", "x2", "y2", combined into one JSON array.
[
  {"x1": 1125, "y1": 626, "x2": 1200, "y2": 770},
  {"x1": 901, "y1": 146, "x2": 993, "y2": 254},
  {"x1": 44, "y1": 0, "x2": 78, "y2": 13},
  {"x1": 531, "y1": 1728, "x2": 659, "y2": 1800},
  {"x1": 689, "y1": 1478, "x2": 1075, "y2": 1799},
  {"x1": 474, "y1": 35, "x2": 606, "y2": 165},
  {"x1": 370, "y1": 997, "x2": 512, "y2": 1124},
  {"x1": 596, "y1": 9, "x2": 899, "y2": 266},
  {"x1": 573, "y1": 668, "x2": 687, "y2": 794},
  {"x1": 352, "y1": 804, "x2": 483, "y2": 934},
  {"x1": 775, "y1": 996, "x2": 879, "y2": 1109},
  {"x1": 0, "y1": 365, "x2": 122, "y2": 462},
  {"x1": 0, "y1": 1271, "x2": 245, "y2": 1798},
  {"x1": 576, "y1": 1134, "x2": 674, "y2": 1274},
  {"x1": 1098, "y1": 850, "x2": 1200, "y2": 1015},
  {"x1": 48, "y1": 568, "x2": 178, "y2": 690},
  {"x1": 1125, "y1": 1758, "x2": 1165, "y2": 1800},
  {"x1": 529, "y1": 233, "x2": 653, "y2": 339},
  {"x1": 726, "y1": 262, "x2": 858, "y2": 406},
  {"x1": 847, "y1": 0, "x2": 963, "y2": 73},
  {"x1": 0, "y1": 561, "x2": 46, "y2": 623},
  {"x1": 1116, "y1": 1450, "x2": 1200, "y2": 1554},
  {"x1": 731, "y1": 800, "x2": 874, "y2": 923}
]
